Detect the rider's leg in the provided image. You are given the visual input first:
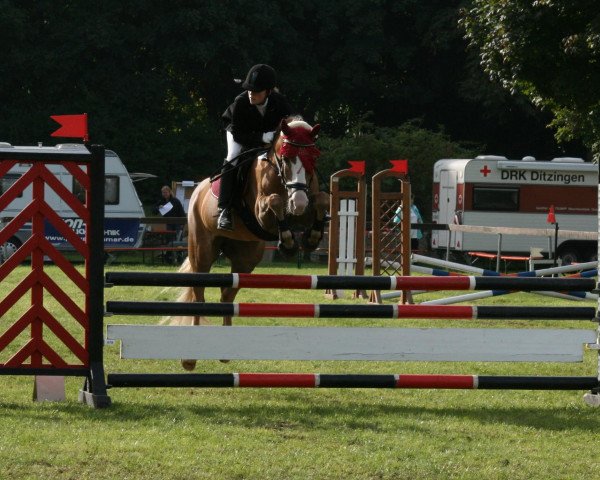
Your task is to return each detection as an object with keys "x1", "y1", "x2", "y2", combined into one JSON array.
[
  {"x1": 225, "y1": 131, "x2": 243, "y2": 162},
  {"x1": 217, "y1": 132, "x2": 242, "y2": 231},
  {"x1": 217, "y1": 163, "x2": 235, "y2": 230}
]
